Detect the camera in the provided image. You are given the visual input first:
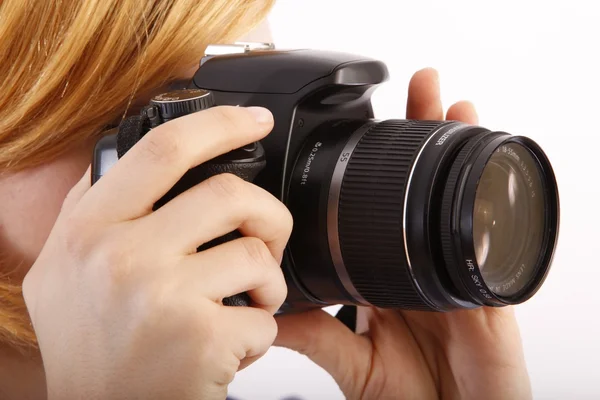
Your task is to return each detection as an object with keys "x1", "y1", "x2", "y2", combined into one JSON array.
[{"x1": 92, "y1": 42, "x2": 560, "y2": 313}]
